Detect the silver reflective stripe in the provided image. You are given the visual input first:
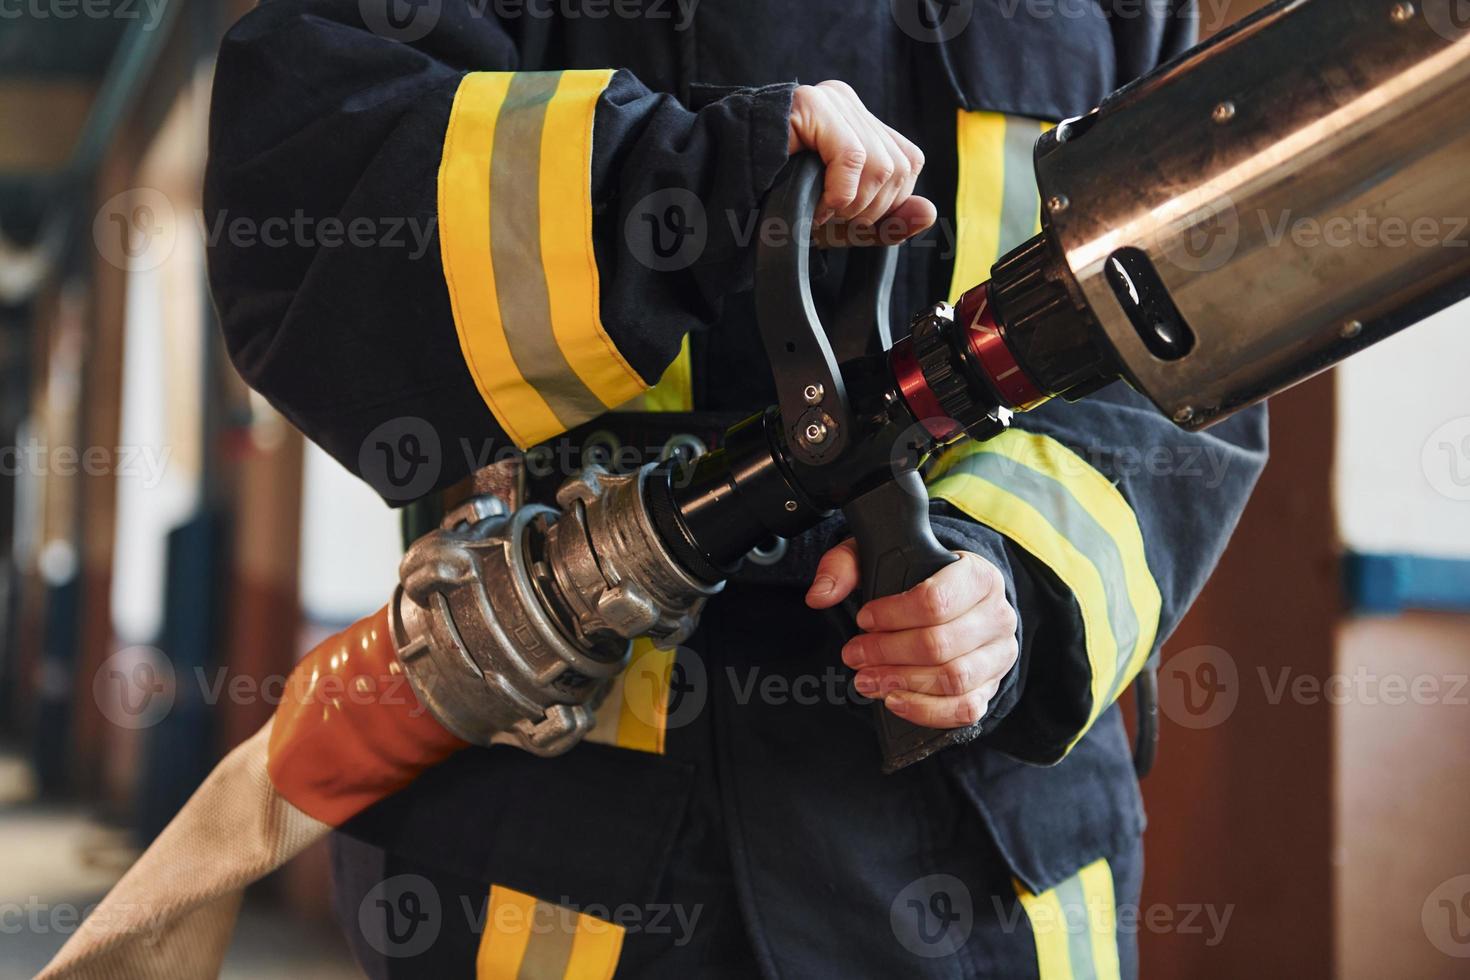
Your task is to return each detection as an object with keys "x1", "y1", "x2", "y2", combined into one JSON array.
[
  {"x1": 951, "y1": 450, "x2": 1141, "y2": 706},
  {"x1": 998, "y1": 116, "x2": 1044, "y2": 257},
  {"x1": 490, "y1": 70, "x2": 607, "y2": 426},
  {"x1": 1054, "y1": 873, "x2": 1099, "y2": 980},
  {"x1": 516, "y1": 907, "x2": 576, "y2": 980}
]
